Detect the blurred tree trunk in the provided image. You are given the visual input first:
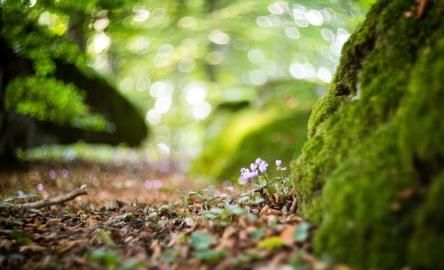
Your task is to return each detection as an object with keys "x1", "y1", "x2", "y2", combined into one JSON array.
[
  {"x1": 67, "y1": 10, "x2": 87, "y2": 52},
  {"x1": 203, "y1": 0, "x2": 218, "y2": 82}
]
